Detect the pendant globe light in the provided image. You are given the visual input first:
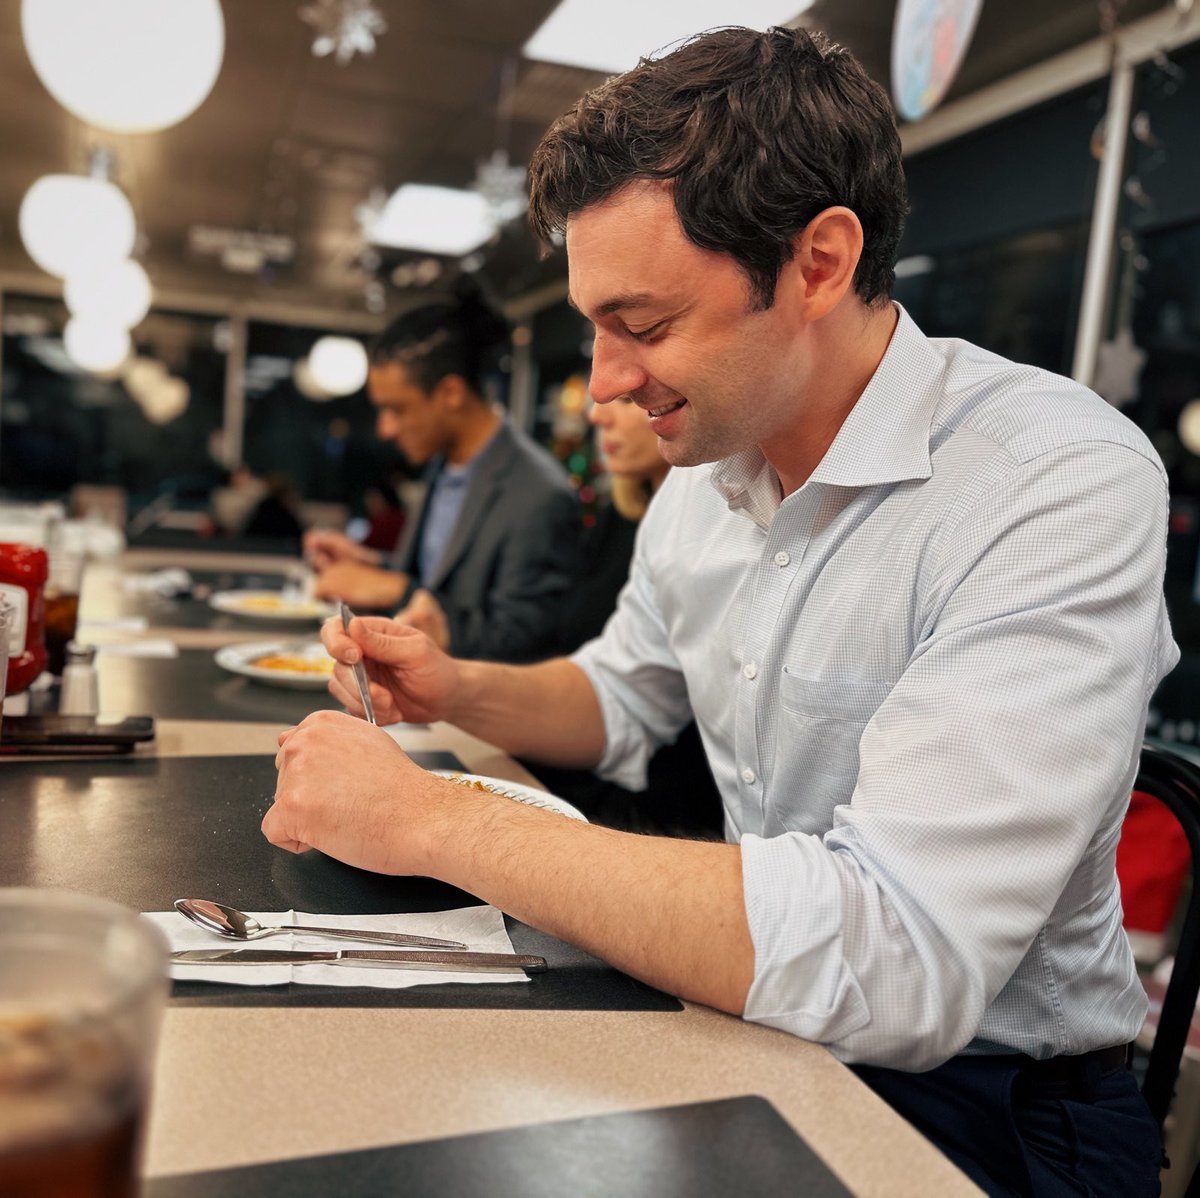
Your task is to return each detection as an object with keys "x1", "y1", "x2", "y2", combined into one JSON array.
[
  {"x1": 64, "y1": 318, "x2": 131, "y2": 374},
  {"x1": 294, "y1": 357, "x2": 334, "y2": 402},
  {"x1": 308, "y1": 337, "x2": 369, "y2": 397},
  {"x1": 21, "y1": 0, "x2": 225, "y2": 134},
  {"x1": 19, "y1": 173, "x2": 136, "y2": 278},
  {"x1": 65, "y1": 259, "x2": 152, "y2": 329}
]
